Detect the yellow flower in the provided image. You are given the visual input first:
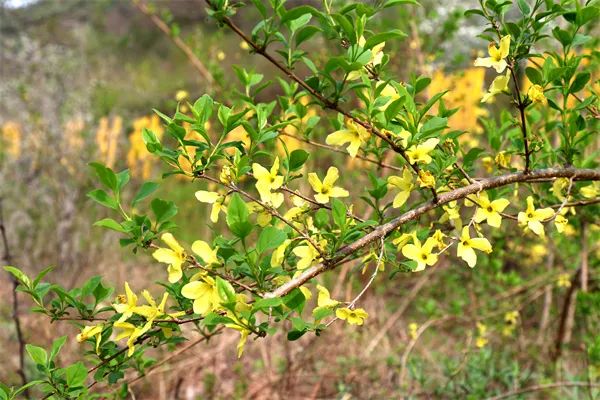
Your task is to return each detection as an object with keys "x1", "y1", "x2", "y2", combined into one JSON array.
[
  {"x1": 195, "y1": 191, "x2": 226, "y2": 223},
  {"x1": 442, "y1": 201, "x2": 461, "y2": 227},
  {"x1": 495, "y1": 151, "x2": 511, "y2": 168},
  {"x1": 527, "y1": 84, "x2": 547, "y2": 105},
  {"x1": 76, "y1": 324, "x2": 103, "y2": 354},
  {"x1": 504, "y1": 311, "x2": 519, "y2": 325},
  {"x1": 347, "y1": 36, "x2": 385, "y2": 80},
  {"x1": 292, "y1": 241, "x2": 321, "y2": 270},
  {"x1": 432, "y1": 229, "x2": 447, "y2": 250},
  {"x1": 175, "y1": 90, "x2": 189, "y2": 102},
  {"x1": 181, "y1": 275, "x2": 221, "y2": 315},
  {"x1": 517, "y1": 196, "x2": 554, "y2": 237},
  {"x1": 393, "y1": 232, "x2": 414, "y2": 251},
  {"x1": 220, "y1": 164, "x2": 235, "y2": 185},
  {"x1": 308, "y1": 167, "x2": 349, "y2": 204},
  {"x1": 471, "y1": 192, "x2": 510, "y2": 228},
  {"x1": 475, "y1": 322, "x2": 488, "y2": 348},
  {"x1": 114, "y1": 321, "x2": 151, "y2": 357},
  {"x1": 551, "y1": 178, "x2": 569, "y2": 201},
  {"x1": 481, "y1": 71, "x2": 510, "y2": 103},
  {"x1": 326, "y1": 118, "x2": 370, "y2": 158},
  {"x1": 217, "y1": 51, "x2": 226, "y2": 61},
  {"x1": 271, "y1": 239, "x2": 291, "y2": 267},
  {"x1": 406, "y1": 138, "x2": 439, "y2": 164},
  {"x1": 113, "y1": 282, "x2": 139, "y2": 322},
  {"x1": 557, "y1": 273, "x2": 571, "y2": 288},
  {"x1": 316, "y1": 285, "x2": 339, "y2": 309},
  {"x1": 387, "y1": 168, "x2": 414, "y2": 208},
  {"x1": 240, "y1": 41, "x2": 250, "y2": 50},
  {"x1": 252, "y1": 157, "x2": 284, "y2": 208},
  {"x1": 457, "y1": 226, "x2": 492, "y2": 268},
  {"x1": 580, "y1": 182, "x2": 599, "y2": 199},
  {"x1": 408, "y1": 322, "x2": 418, "y2": 340},
  {"x1": 417, "y1": 170, "x2": 436, "y2": 189},
  {"x1": 336, "y1": 307, "x2": 368, "y2": 326},
  {"x1": 402, "y1": 236, "x2": 439, "y2": 271},
  {"x1": 134, "y1": 291, "x2": 183, "y2": 323},
  {"x1": 152, "y1": 233, "x2": 186, "y2": 283},
  {"x1": 554, "y1": 213, "x2": 568, "y2": 233},
  {"x1": 191, "y1": 240, "x2": 219, "y2": 266},
  {"x1": 474, "y1": 35, "x2": 511, "y2": 73}
]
